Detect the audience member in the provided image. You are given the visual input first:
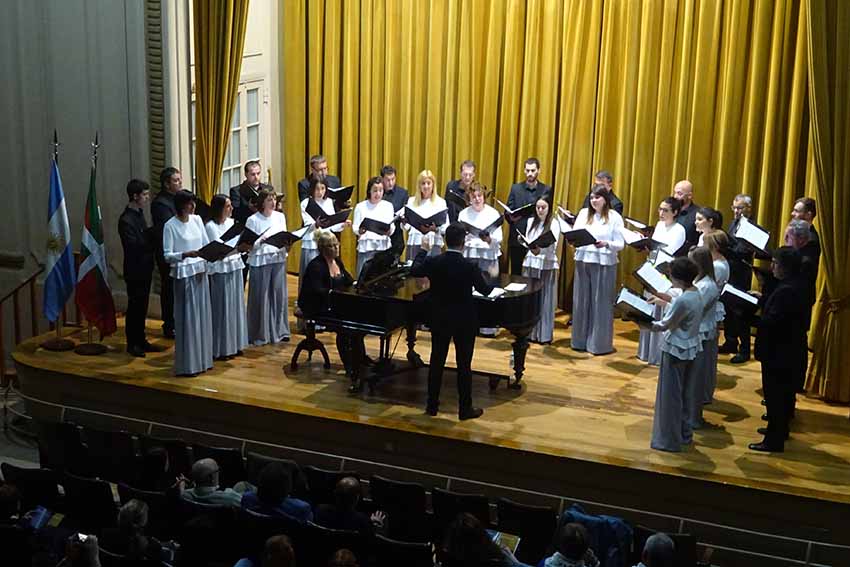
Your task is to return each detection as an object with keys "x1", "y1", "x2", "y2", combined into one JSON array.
[
  {"x1": 137, "y1": 446, "x2": 185, "y2": 495},
  {"x1": 441, "y1": 512, "x2": 532, "y2": 567},
  {"x1": 100, "y1": 499, "x2": 176, "y2": 562},
  {"x1": 328, "y1": 548, "x2": 360, "y2": 567},
  {"x1": 634, "y1": 532, "x2": 675, "y2": 567},
  {"x1": 182, "y1": 458, "x2": 245, "y2": 507},
  {"x1": 57, "y1": 533, "x2": 101, "y2": 567},
  {"x1": 234, "y1": 534, "x2": 296, "y2": 567},
  {"x1": 541, "y1": 522, "x2": 600, "y2": 567},
  {"x1": 240, "y1": 462, "x2": 313, "y2": 523},
  {"x1": 314, "y1": 476, "x2": 385, "y2": 535}
]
